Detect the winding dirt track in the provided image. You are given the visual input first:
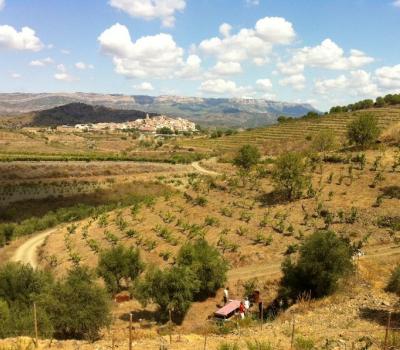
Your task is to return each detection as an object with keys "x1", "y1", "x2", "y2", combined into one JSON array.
[
  {"x1": 228, "y1": 243, "x2": 400, "y2": 282},
  {"x1": 11, "y1": 228, "x2": 57, "y2": 268},
  {"x1": 191, "y1": 160, "x2": 220, "y2": 176}
]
